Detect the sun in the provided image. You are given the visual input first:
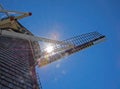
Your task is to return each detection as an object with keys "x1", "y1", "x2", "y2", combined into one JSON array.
[{"x1": 45, "y1": 44, "x2": 54, "y2": 53}]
